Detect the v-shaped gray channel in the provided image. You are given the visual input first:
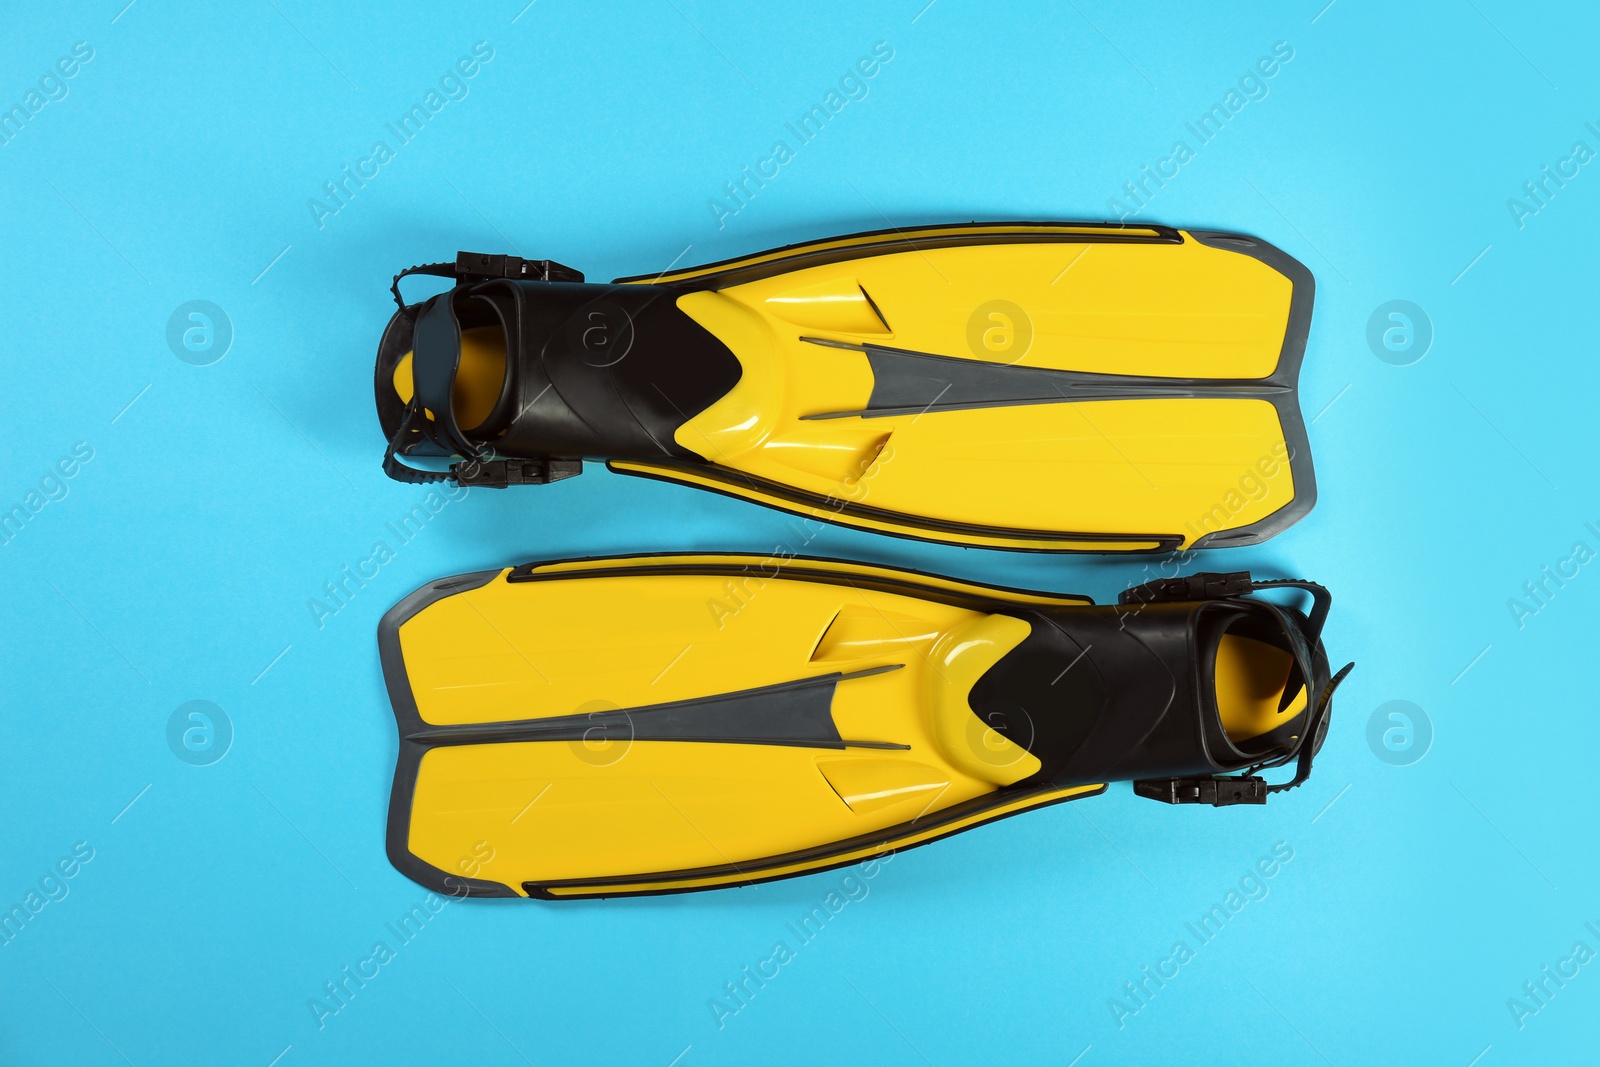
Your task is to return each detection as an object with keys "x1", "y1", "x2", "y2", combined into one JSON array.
[
  {"x1": 403, "y1": 665, "x2": 909, "y2": 750},
  {"x1": 796, "y1": 338, "x2": 1292, "y2": 420}
]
